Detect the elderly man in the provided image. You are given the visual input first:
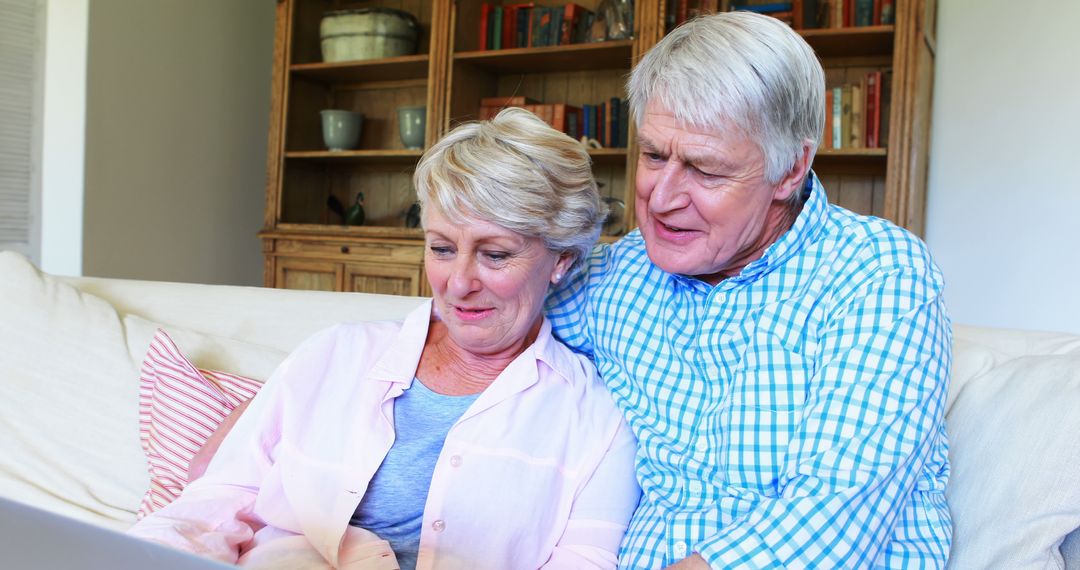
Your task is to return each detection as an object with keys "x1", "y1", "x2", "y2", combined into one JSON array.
[{"x1": 547, "y1": 11, "x2": 951, "y2": 569}]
